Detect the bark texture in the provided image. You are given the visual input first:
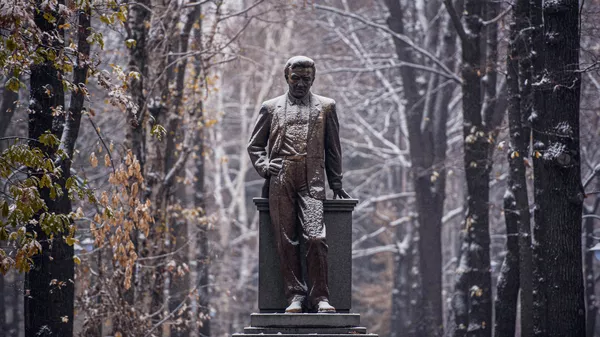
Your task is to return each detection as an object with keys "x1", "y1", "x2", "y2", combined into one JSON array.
[
  {"x1": 60, "y1": 1, "x2": 91, "y2": 159},
  {"x1": 126, "y1": 0, "x2": 150, "y2": 168},
  {"x1": 0, "y1": 75, "x2": 19, "y2": 148},
  {"x1": 391, "y1": 216, "x2": 417, "y2": 337},
  {"x1": 445, "y1": 0, "x2": 493, "y2": 336},
  {"x1": 515, "y1": 1, "x2": 534, "y2": 335},
  {"x1": 192, "y1": 16, "x2": 211, "y2": 337},
  {"x1": 493, "y1": 15, "x2": 530, "y2": 337},
  {"x1": 584, "y1": 187, "x2": 600, "y2": 337},
  {"x1": 0, "y1": 73, "x2": 18, "y2": 259},
  {"x1": 169, "y1": 4, "x2": 202, "y2": 336},
  {"x1": 0, "y1": 264, "x2": 4, "y2": 332},
  {"x1": 122, "y1": 0, "x2": 150, "y2": 309},
  {"x1": 25, "y1": 1, "x2": 74, "y2": 336},
  {"x1": 531, "y1": 1, "x2": 586, "y2": 336}
]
